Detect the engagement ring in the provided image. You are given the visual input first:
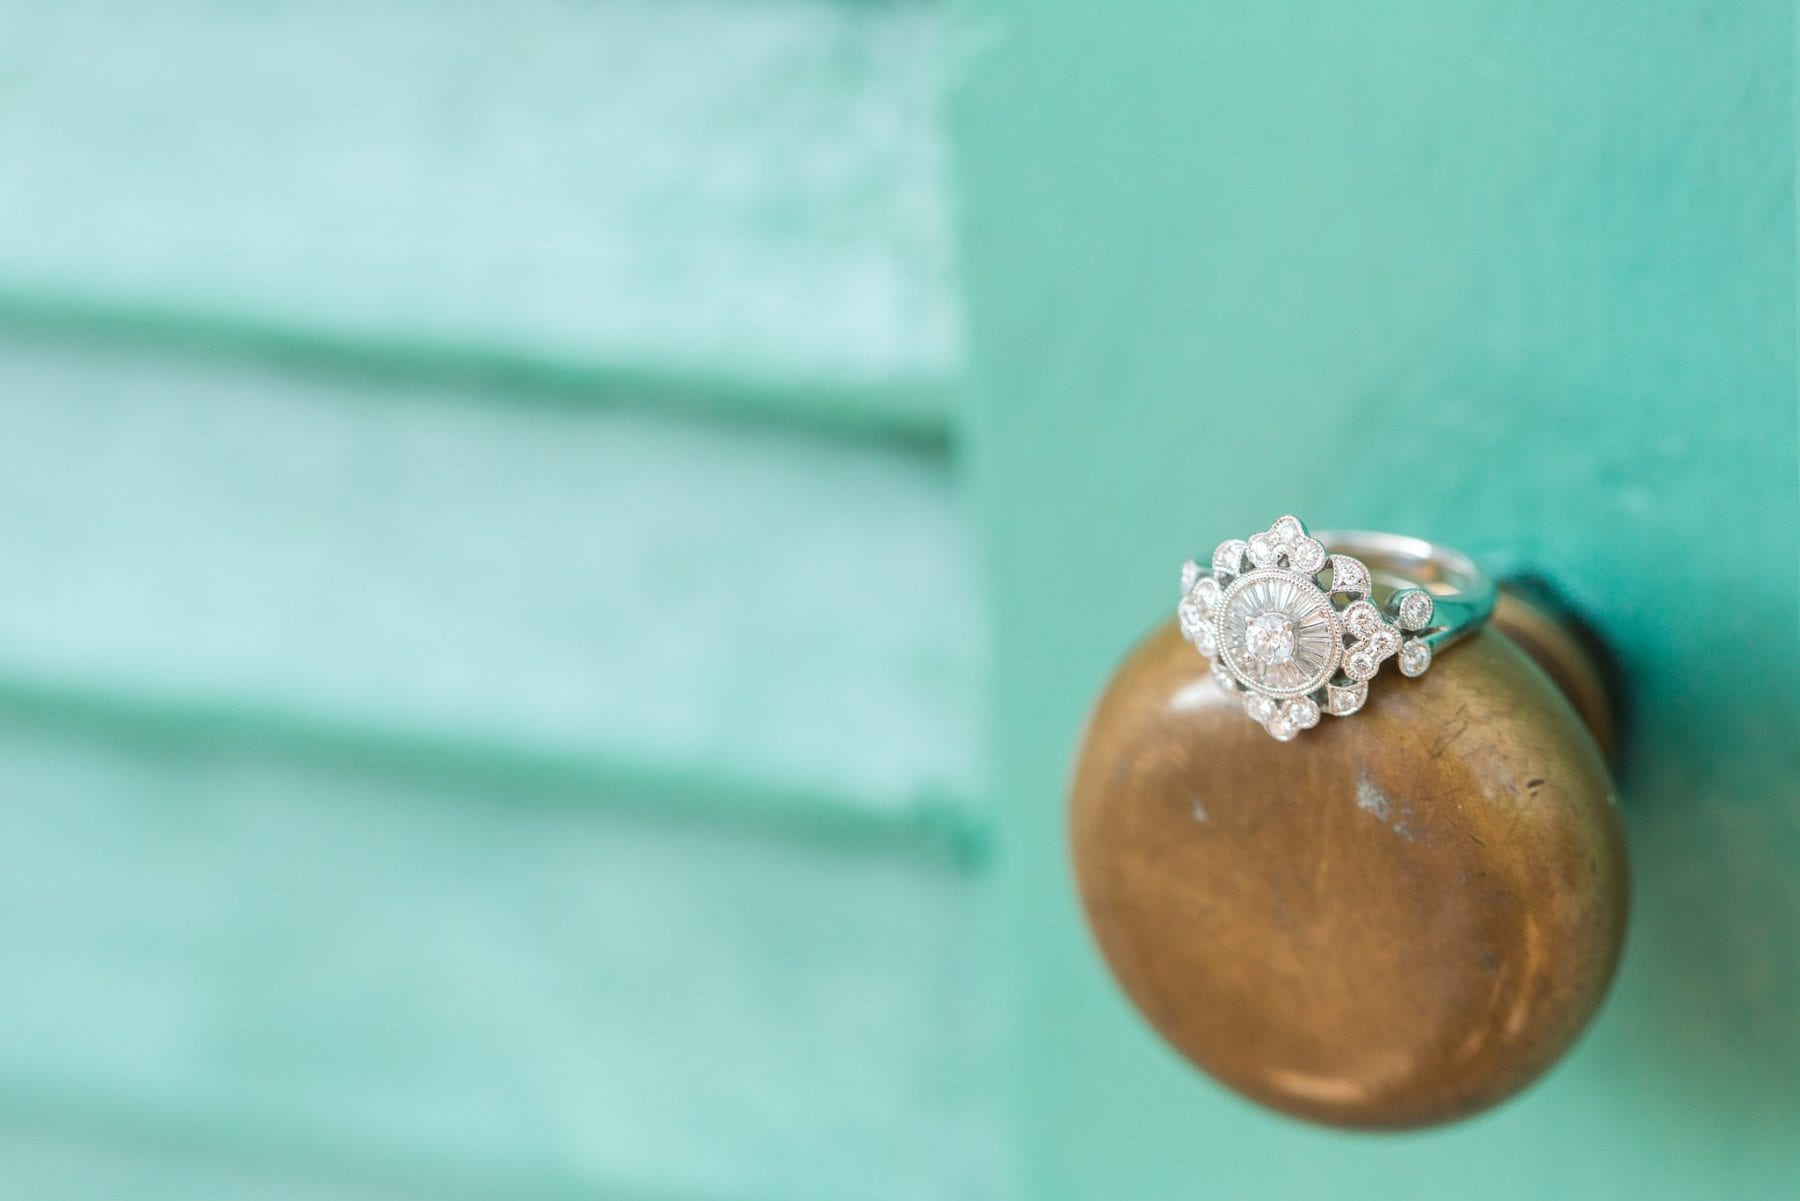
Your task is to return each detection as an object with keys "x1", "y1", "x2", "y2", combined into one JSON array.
[{"x1": 1178, "y1": 516, "x2": 1495, "y2": 740}]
